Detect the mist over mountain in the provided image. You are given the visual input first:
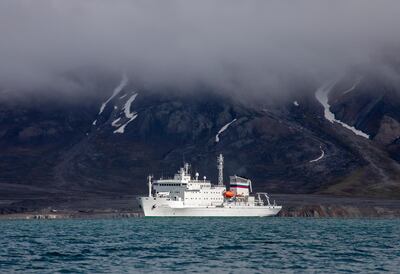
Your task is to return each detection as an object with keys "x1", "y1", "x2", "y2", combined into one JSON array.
[{"x1": 1, "y1": 0, "x2": 400, "y2": 99}]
